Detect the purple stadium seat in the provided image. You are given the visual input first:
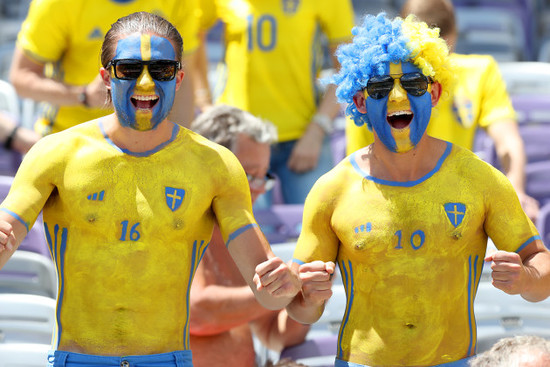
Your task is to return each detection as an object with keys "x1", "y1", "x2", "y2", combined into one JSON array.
[
  {"x1": 512, "y1": 95, "x2": 550, "y2": 125},
  {"x1": 19, "y1": 218, "x2": 50, "y2": 259},
  {"x1": 0, "y1": 174, "x2": 14, "y2": 198},
  {"x1": 519, "y1": 124, "x2": 550, "y2": 164},
  {"x1": 254, "y1": 204, "x2": 303, "y2": 244},
  {"x1": 454, "y1": 1, "x2": 535, "y2": 60},
  {"x1": 330, "y1": 129, "x2": 347, "y2": 165},
  {"x1": 525, "y1": 160, "x2": 550, "y2": 207},
  {"x1": 536, "y1": 202, "x2": 550, "y2": 249},
  {"x1": 279, "y1": 334, "x2": 337, "y2": 367},
  {"x1": 0, "y1": 251, "x2": 57, "y2": 298},
  {"x1": 0, "y1": 175, "x2": 50, "y2": 259},
  {"x1": 472, "y1": 129, "x2": 496, "y2": 166},
  {"x1": 473, "y1": 122, "x2": 550, "y2": 171},
  {"x1": 0, "y1": 148, "x2": 22, "y2": 176}
]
